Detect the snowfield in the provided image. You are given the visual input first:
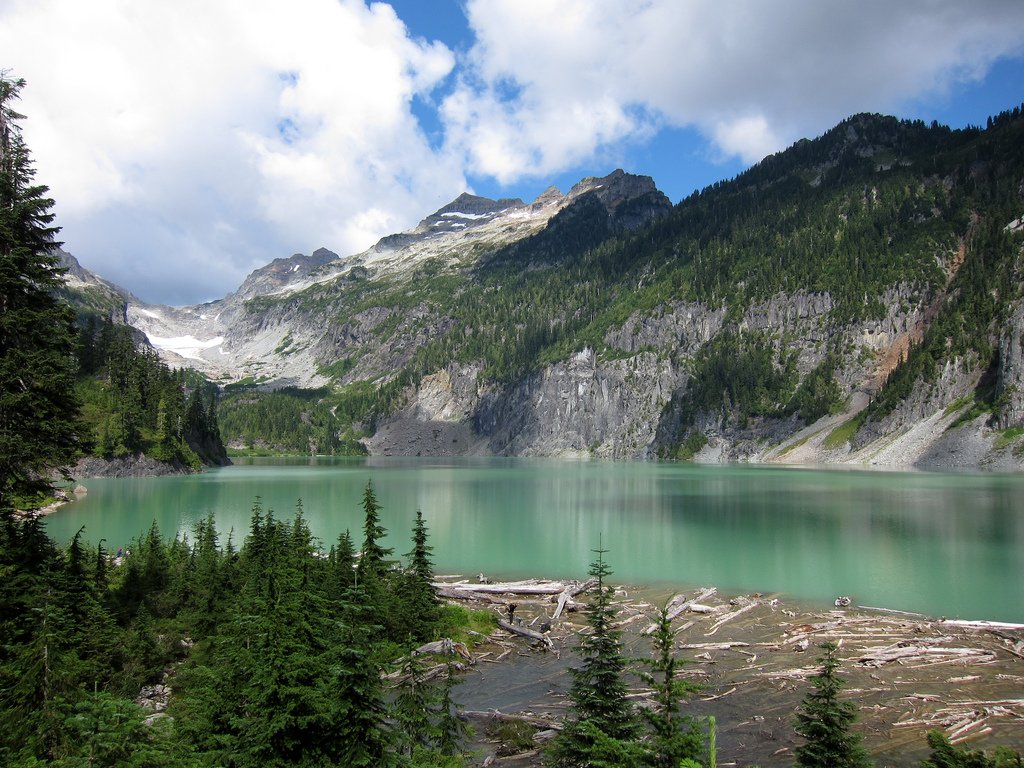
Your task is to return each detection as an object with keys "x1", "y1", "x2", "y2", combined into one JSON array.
[{"x1": 146, "y1": 334, "x2": 224, "y2": 360}]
